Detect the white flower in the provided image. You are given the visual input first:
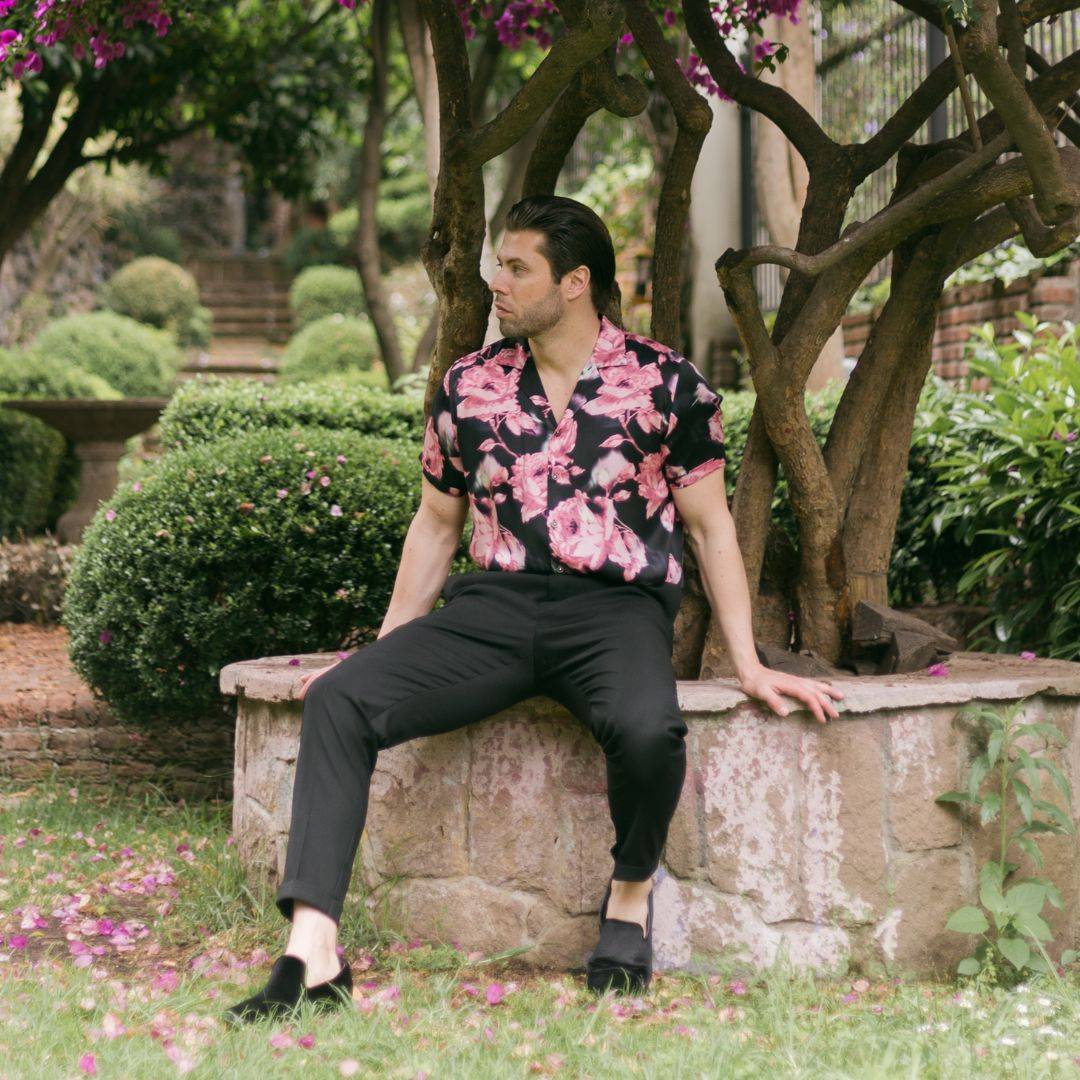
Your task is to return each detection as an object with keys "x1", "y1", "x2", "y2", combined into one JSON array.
[
  {"x1": 1000, "y1": 1036, "x2": 1017, "y2": 1046},
  {"x1": 1015, "y1": 1002, "x2": 1029, "y2": 1014}
]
